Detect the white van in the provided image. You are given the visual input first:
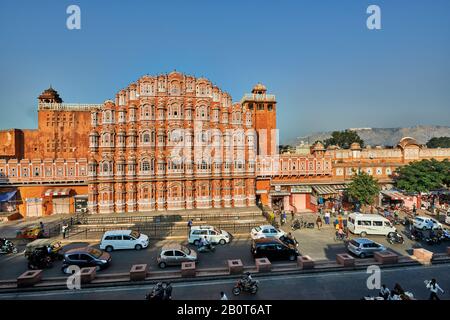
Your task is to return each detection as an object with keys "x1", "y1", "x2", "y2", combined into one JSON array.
[
  {"x1": 99, "y1": 230, "x2": 149, "y2": 252},
  {"x1": 347, "y1": 213, "x2": 396, "y2": 237},
  {"x1": 188, "y1": 226, "x2": 231, "y2": 246}
]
